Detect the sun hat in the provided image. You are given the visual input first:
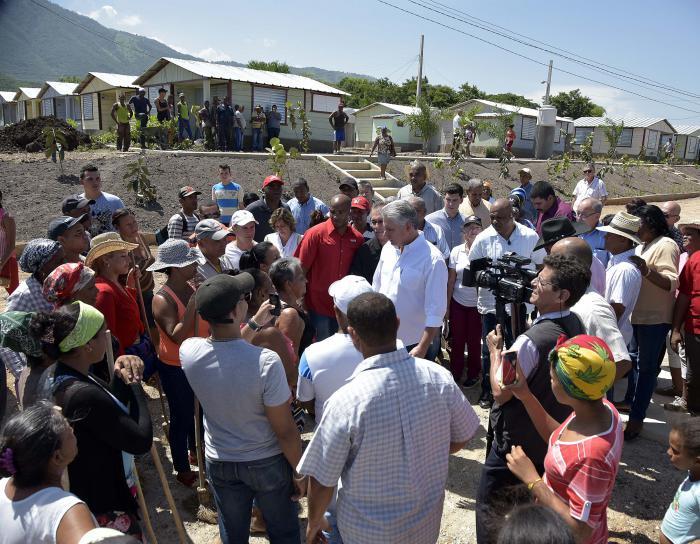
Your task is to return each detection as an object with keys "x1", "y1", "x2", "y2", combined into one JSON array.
[
  {"x1": 549, "y1": 334, "x2": 616, "y2": 400},
  {"x1": 596, "y1": 211, "x2": 642, "y2": 245},
  {"x1": 196, "y1": 272, "x2": 255, "y2": 323},
  {"x1": 463, "y1": 215, "x2": 482, "y2": 227},
  {"x1": 262, "y1": 175, "x2": 284, "y2": 188},
  {"x1": 195, "y1": 219, "x2": 229, "y2": 241},
  {"x1": 18, "y1": 239, "x2": 62, "y2": 274},
  {"x1": 85, "y1": 232, "x2": 139, "y2": 267},
  {"x1": 43, "y1": 262, "x2": 96, "y2": 307},
  {"x1": 350, "y1": 196, "x2": 371, "y2": 211},
  {"x1": 229, "y1": 210, "x2": 258, "y2": 228},
  {"x1": 678, "y1": 219, "x2": 700, "y2": 232},
  {"x1": 62, "y1": 195, "x2": 94, "y2": 214},
  {"x1": 146, "y1": 239, "x2": 200, "y2": 272},
  {"x1": 47, "y1": 215, "x2": 86, "y2": 241},
  {"x1": 178, "y1": 186, "x2": 201, "y2": 199},
  {"x1": 328, "y1": 275, "x2": 373, "y2": 315},
  {"x1": 534, "y1": 217, "x2": 591, "y2": 251}
]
